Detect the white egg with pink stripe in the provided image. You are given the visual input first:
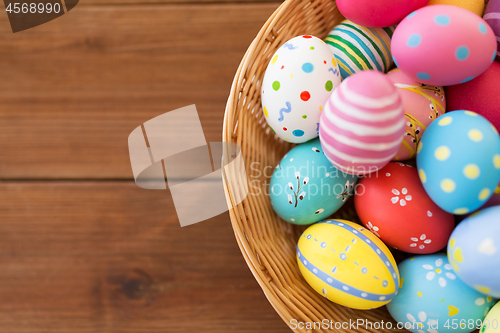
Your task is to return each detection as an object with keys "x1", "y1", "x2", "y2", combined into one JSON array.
[{"x1": 319, "y1": 70, "x2": 405, "y2": 175}]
